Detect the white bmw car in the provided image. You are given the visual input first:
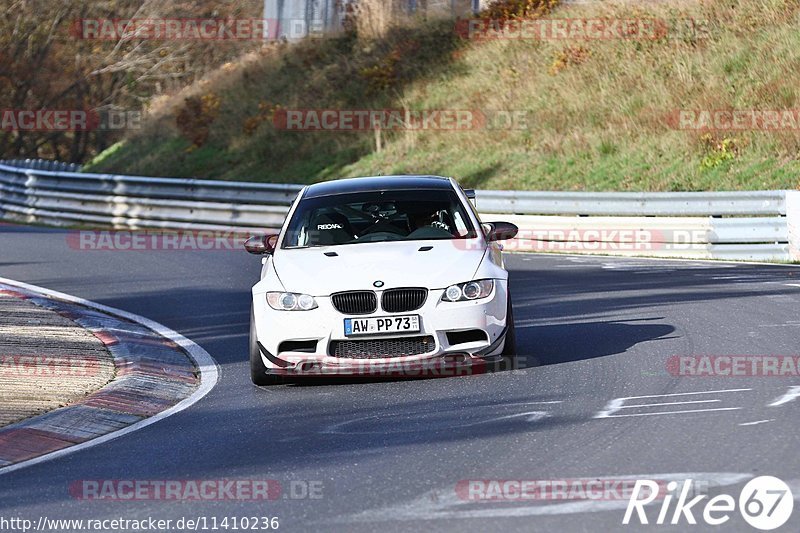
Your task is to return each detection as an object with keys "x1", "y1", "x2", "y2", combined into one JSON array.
[{"x1": 245, "y1": 175, "x2": 518, "y2": 385}]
